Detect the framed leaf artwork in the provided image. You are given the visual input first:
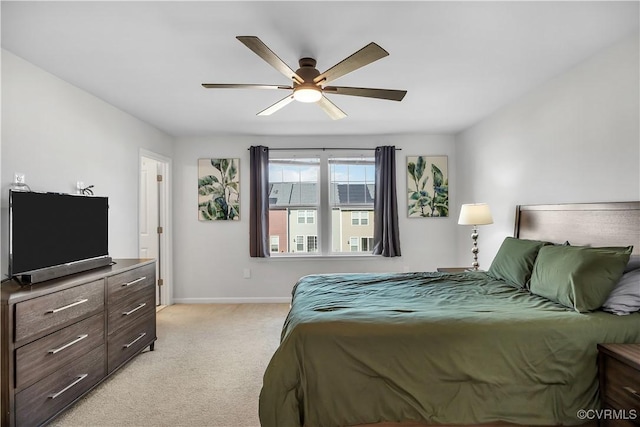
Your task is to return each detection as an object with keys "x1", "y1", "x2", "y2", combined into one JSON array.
[
  {"x1": 406, "y1": 155, "x2": 448, "y2": 218},
  {"x1": 198, "y1": 158, "x2": 240, "y2": 221}
]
